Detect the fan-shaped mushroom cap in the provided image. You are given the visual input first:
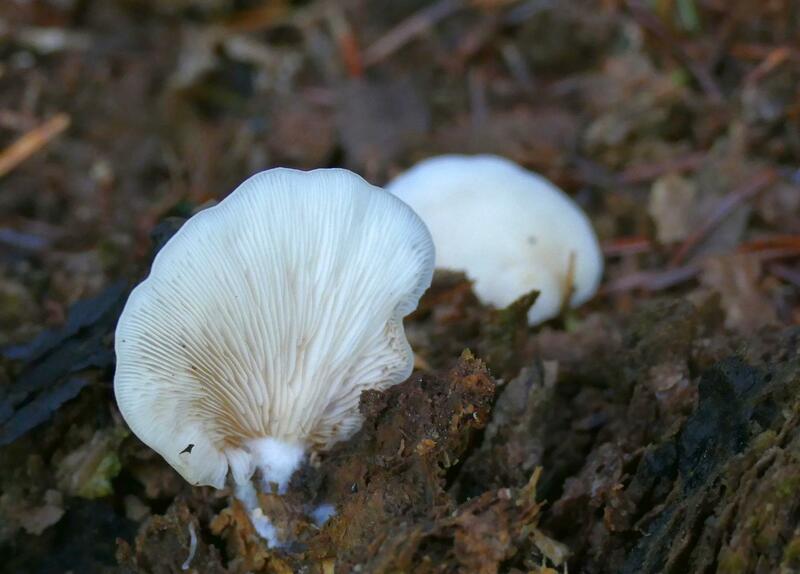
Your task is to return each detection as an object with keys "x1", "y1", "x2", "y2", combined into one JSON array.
[
  {"x1": 387, "y1": 154, "x2": 603, "y2": 325},
  {"x1": 114, "y1": 168, "x2": 434, "y2": 489}
]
